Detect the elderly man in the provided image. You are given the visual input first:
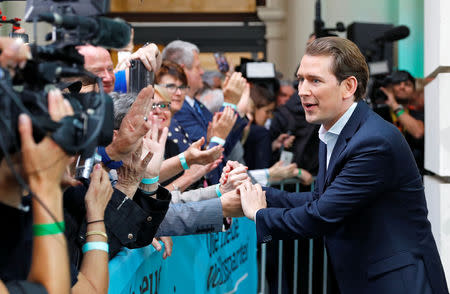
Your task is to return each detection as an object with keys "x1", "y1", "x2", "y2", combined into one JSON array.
[{"x1": 238, "y1": 37, "x2": 448, "y2": 294}]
